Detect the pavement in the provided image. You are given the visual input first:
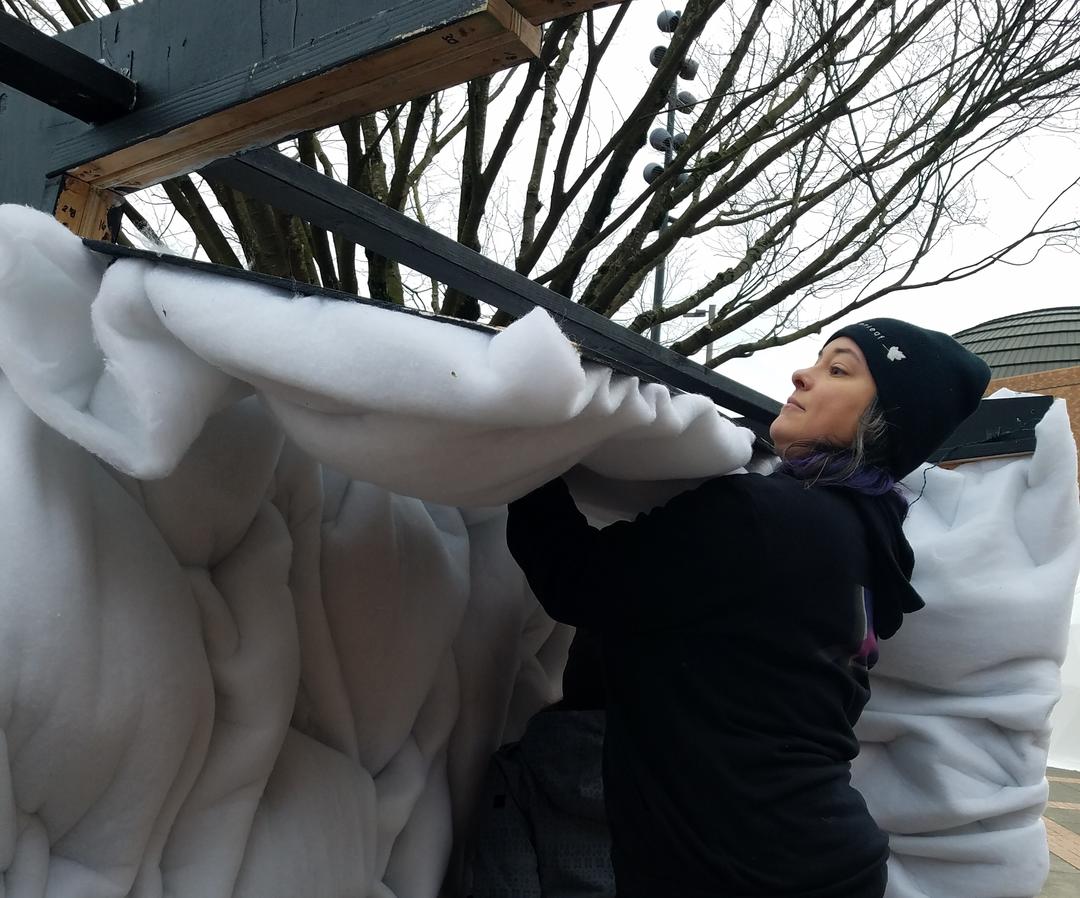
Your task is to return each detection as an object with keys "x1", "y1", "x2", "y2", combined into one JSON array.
[{"x1": 1041, "y1": 768, "x2": 1080, "y2": 897}]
